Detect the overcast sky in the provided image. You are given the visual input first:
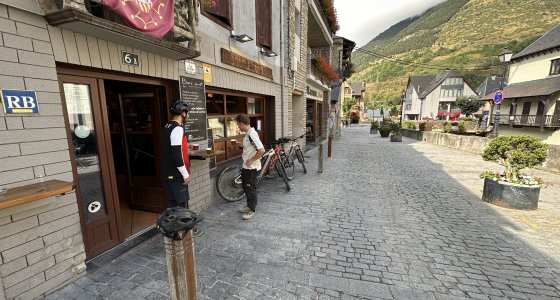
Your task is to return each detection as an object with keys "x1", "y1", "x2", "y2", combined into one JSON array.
[{"x1": 333, "y1": 0, "x2": 447, "y2": 47}]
